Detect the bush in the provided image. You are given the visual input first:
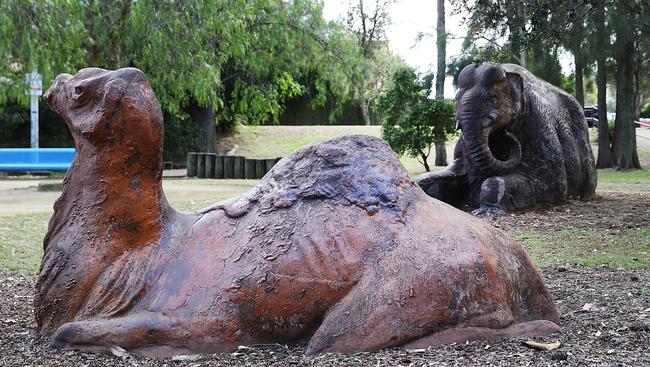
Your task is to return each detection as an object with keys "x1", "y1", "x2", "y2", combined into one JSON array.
[
  {"x1": 0, "y1": 101, "x2": 73, "y2": 148},
  {"x1": 378, "y1": 67, "x2": 456, "y2": 172},
  {"x1": 162, "y1": 113, "x2": 202, "y2": 165},
  {"x1": 641, "y1": 103, "x2": 650, "y2": 118}
]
